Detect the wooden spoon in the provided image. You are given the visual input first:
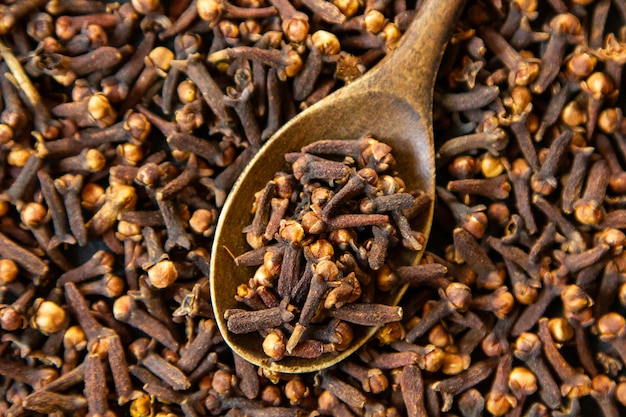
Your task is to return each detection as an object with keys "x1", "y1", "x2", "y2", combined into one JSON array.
[{"x1": 211, "y1": 0, "x2": 465, "y2": 373}]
